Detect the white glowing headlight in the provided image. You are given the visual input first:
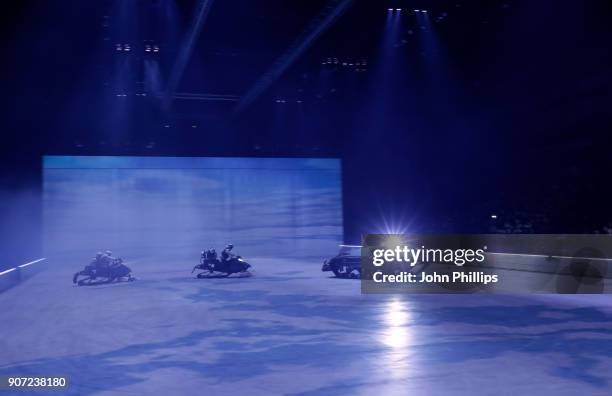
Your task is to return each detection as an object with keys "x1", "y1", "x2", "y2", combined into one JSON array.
[{"x1": 384, "y1": 235, "x2": 407, "y2": 249}]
